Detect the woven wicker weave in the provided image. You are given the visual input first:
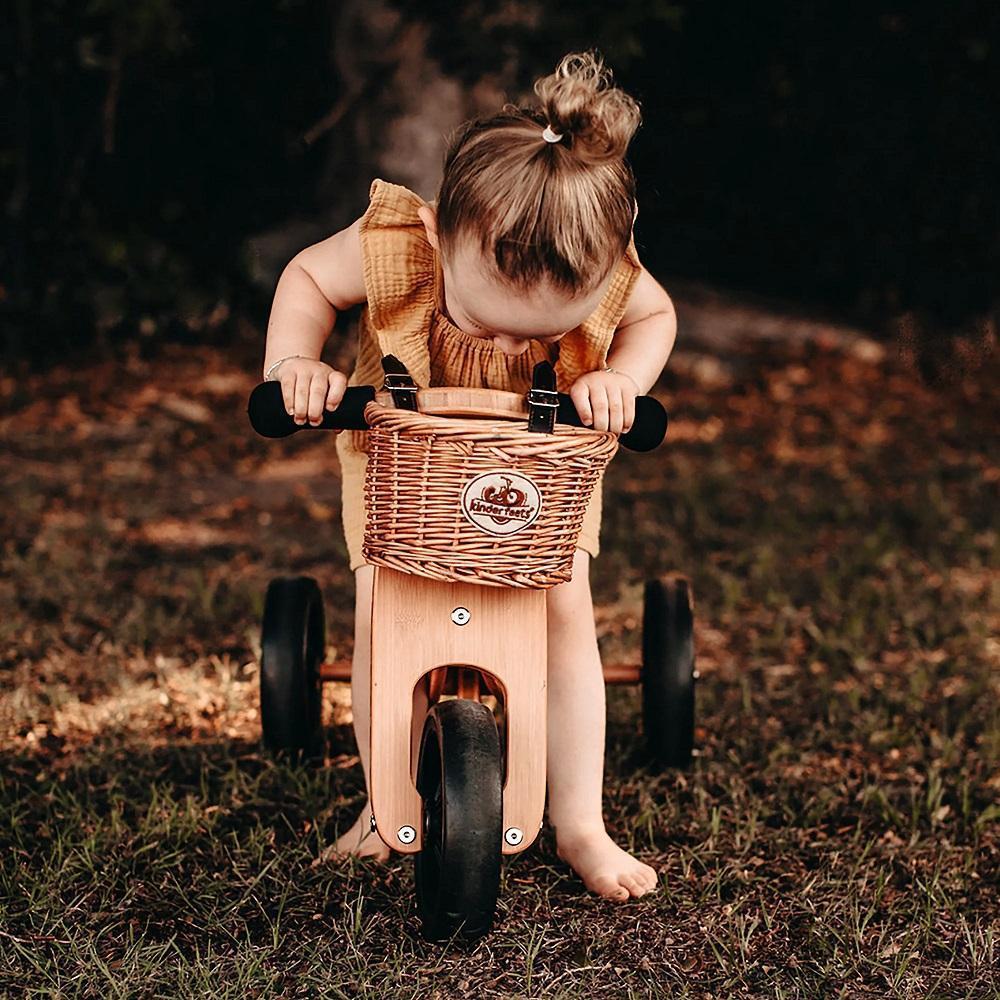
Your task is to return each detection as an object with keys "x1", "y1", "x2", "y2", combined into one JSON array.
[{"x1": 361, "y1": 400, "x2": 618, "y2": 588}]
